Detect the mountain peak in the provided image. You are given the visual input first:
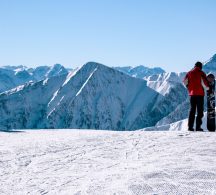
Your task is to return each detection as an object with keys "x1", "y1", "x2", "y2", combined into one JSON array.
[
  {"x1": 52, "y1": 63, "x2": 64, "y2": 69},
  {"x1": 82, "y1": 62, "x2": 121, "y2": 76},
  {"x1": 47, "y1": 64, "x2": 68, "y2": 77},
  {"x1": 83, "y1": 61, "x2": 107, "y2": 70},
  {"x1": 83, "y1": 61, "x2": 100, "y2": 68}
]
